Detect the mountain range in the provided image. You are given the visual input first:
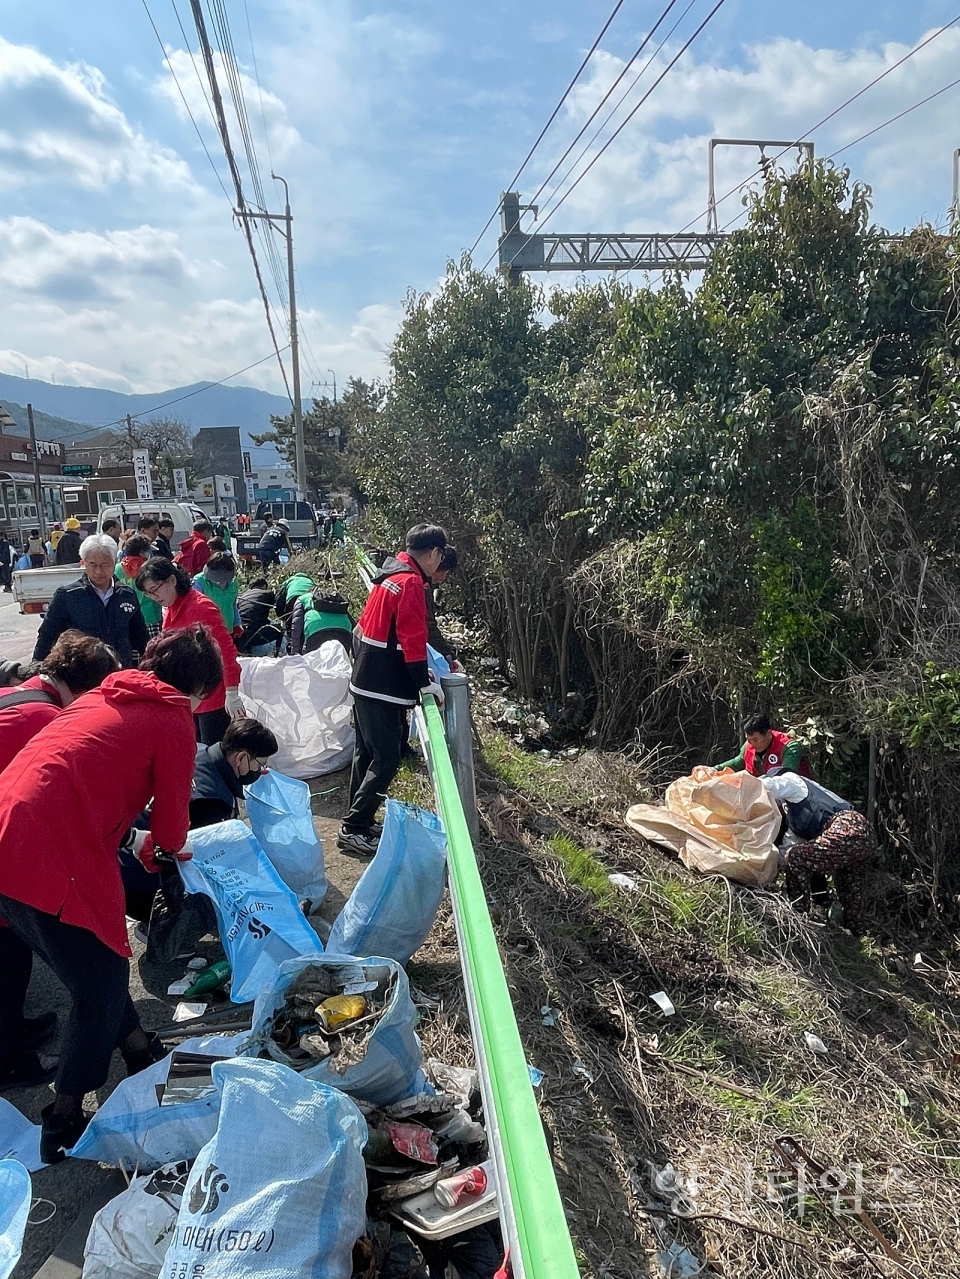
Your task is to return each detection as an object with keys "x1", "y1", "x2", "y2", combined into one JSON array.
[{"x1": 0, "y1": 372, "x2": 291, "y2": 450}]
